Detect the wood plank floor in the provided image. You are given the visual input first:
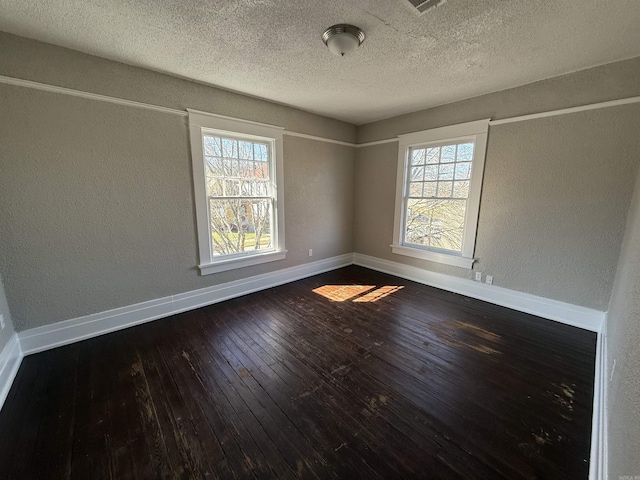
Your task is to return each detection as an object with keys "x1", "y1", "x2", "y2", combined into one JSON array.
[{"x1": 0, "y1": 266, "x2": 597, "y2": 479}]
